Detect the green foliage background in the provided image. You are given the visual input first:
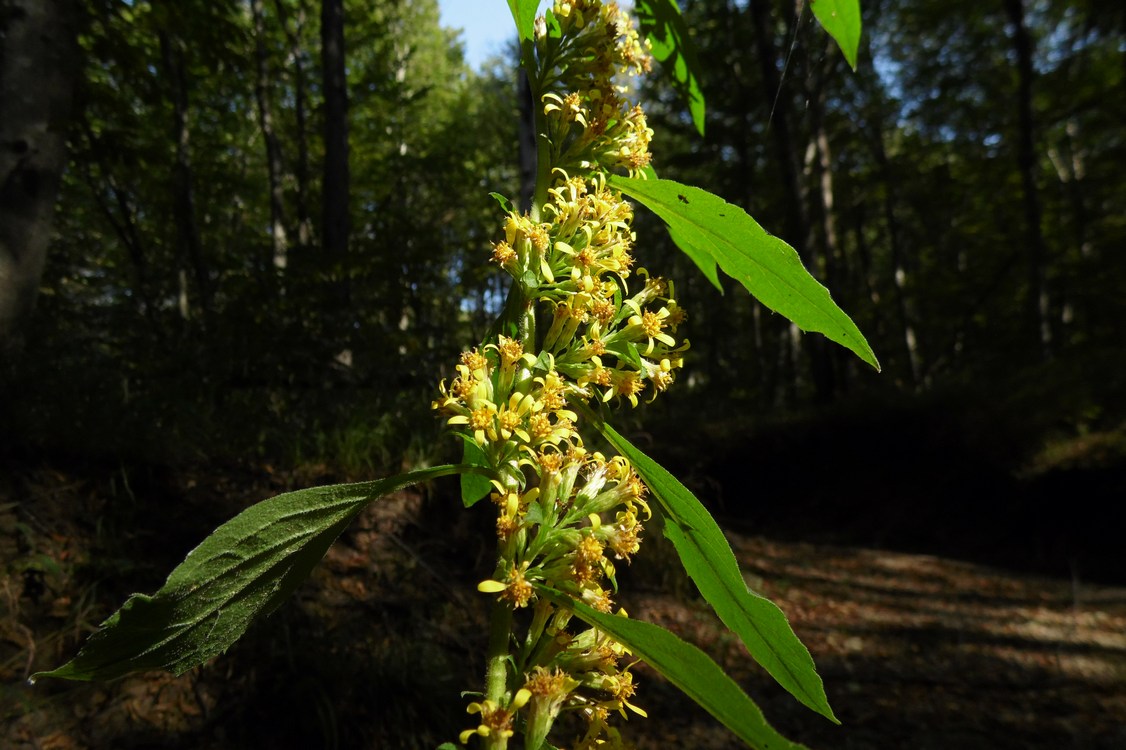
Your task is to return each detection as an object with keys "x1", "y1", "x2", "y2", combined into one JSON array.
[{"x1": 2, "y1": 0, "x2": 1124, "y2": 474}]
